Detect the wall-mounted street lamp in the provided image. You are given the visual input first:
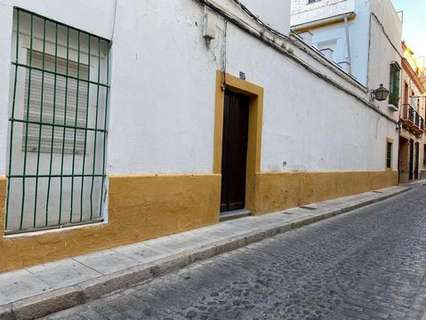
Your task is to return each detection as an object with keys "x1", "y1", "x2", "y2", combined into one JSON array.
[{"x1": 371, "y1": 84, "x2": 390, "y2": 101}]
